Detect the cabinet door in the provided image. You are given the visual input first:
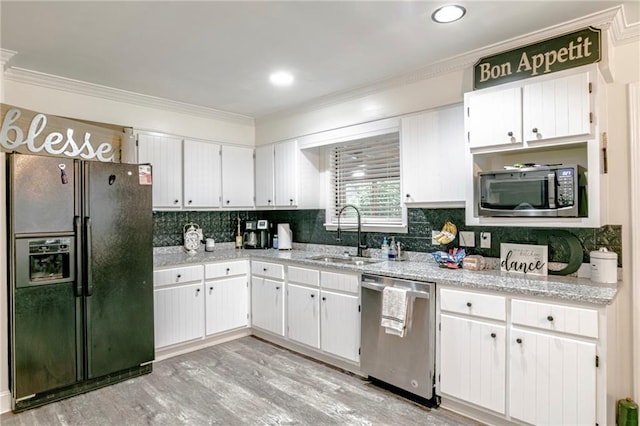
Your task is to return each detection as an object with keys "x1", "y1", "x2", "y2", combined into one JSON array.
[
  {"x1": 183, "y1": 139, "x2": 221, "y2": 208},
  {"x1": 440, "y1": 314, "x2": 506, "y2": 414},
  {"x1": 137, "y1": 133, "x2": 182, "y2": 209},
  {"x1": 466, "y1": 87, "x2": 522, "y2": 149},
  {"x1": 205, "y1": 276, "x2": 248, "y2": 335},
  {"x1": 287, "y1": 284, "x2": 320, "y2": 349},
  {"x1": 221, "y1": 145, "x2": 254, "y2": 208},
  {"x1": 509, "y1": 328, "x2": 596, "y2": 426},
  {"x1": 251, "y1": 277, "x2": 284, "y2": 336},
  {"x1": 523, "y1": 72, "x2": 590, "y2": 142},
  {"x1": 401, "y1": 105, "x2": 465, "y2": 204},
  {"x1": 320, "y1": 290, "x2": 360, "y2": 363},
  {"x1": 154, "y1": 283, "x2": 204, "y2": 348},
  {"x1": 254, "y1": 144, "x2": 275, "y2": 207},
  {"x1": 274, "y1": 140, "x2": 298, "y2": 206}
]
